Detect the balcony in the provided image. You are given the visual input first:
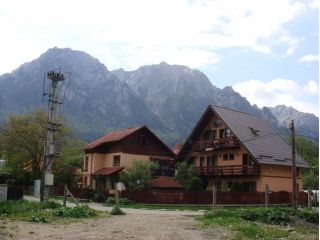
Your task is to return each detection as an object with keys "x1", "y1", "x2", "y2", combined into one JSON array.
[
  {"x1": 196, "y1": 165, "x2": 260, "y2": 177},
  {"x1": 192, "y1": 137, "x2": 240, "y2": 152}
]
